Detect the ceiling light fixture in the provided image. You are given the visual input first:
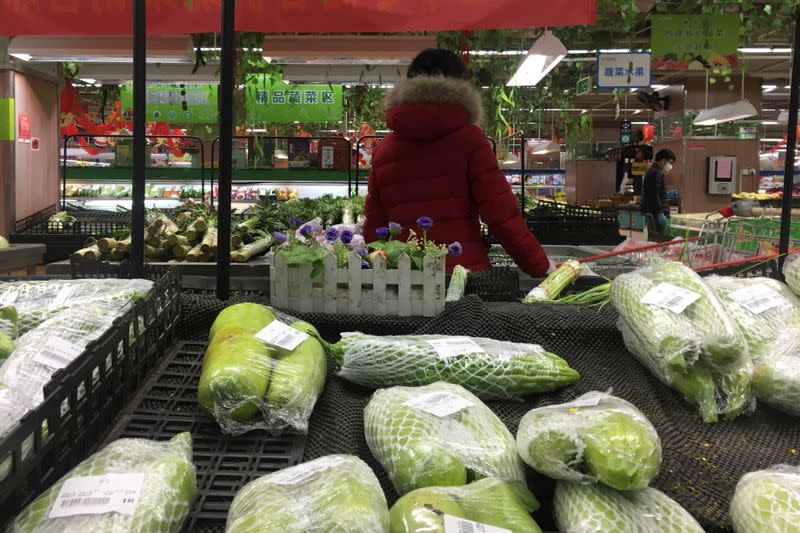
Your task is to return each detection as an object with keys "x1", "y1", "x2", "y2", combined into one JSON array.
[
  {"x1": 762, "y1": 85, "x2": 778, "y2": 92},
  {"x1": 694, "y1": 100, "x2": 758, "y2": 125},
  {"x1": 507, "y1": 30, "x2": 567, "y2": 87}
]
